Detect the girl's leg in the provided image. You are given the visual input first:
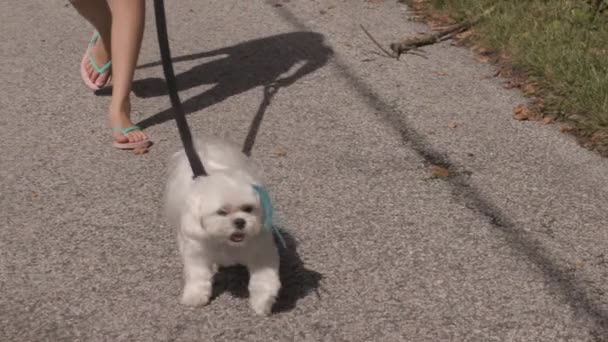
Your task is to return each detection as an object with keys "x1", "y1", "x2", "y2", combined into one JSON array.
[
  {"x1": 70, "y1": 0, "x2": 112, "y2": 87},
  {"x1": 109, "y1": 0, "x2": 148, "y2": 144}
]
